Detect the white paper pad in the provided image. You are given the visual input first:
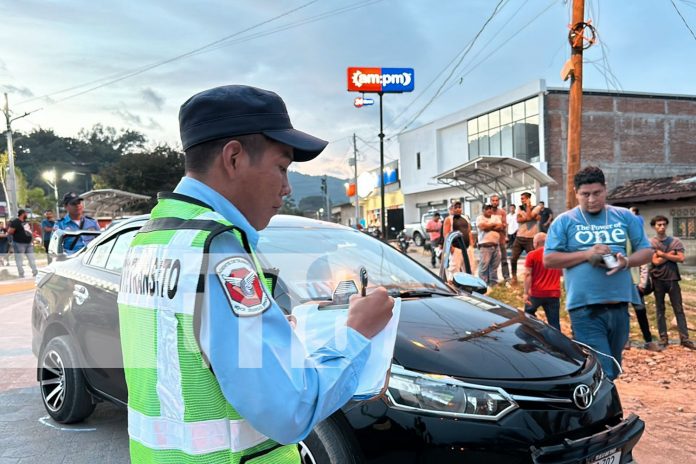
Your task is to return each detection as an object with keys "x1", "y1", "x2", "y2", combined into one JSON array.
[{"x1": 292, "y1": 298, "x2": 401, "y2": 399}]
